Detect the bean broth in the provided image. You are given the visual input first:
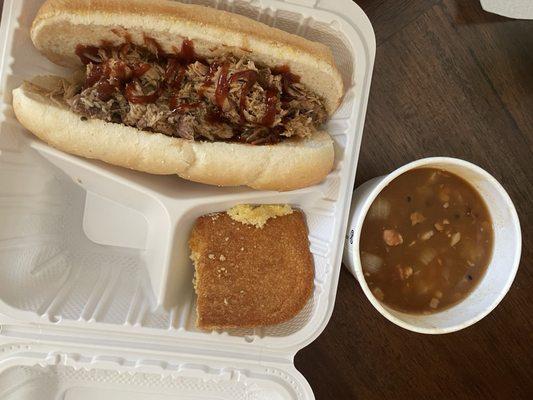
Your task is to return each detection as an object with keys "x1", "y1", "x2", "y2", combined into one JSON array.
[{"x1": 360, "y1": 168, "x2": 493, "y2": 314}]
